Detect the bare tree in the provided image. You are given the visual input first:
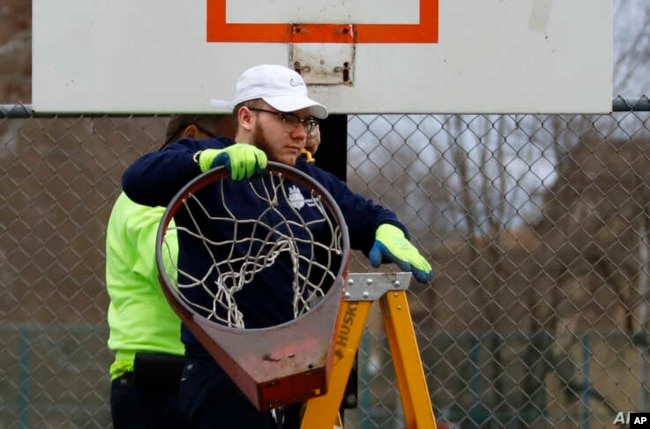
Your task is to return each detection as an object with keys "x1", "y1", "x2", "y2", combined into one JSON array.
[{"x1": 614, "y1": 0, "x2": 650, "y2": 96}]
